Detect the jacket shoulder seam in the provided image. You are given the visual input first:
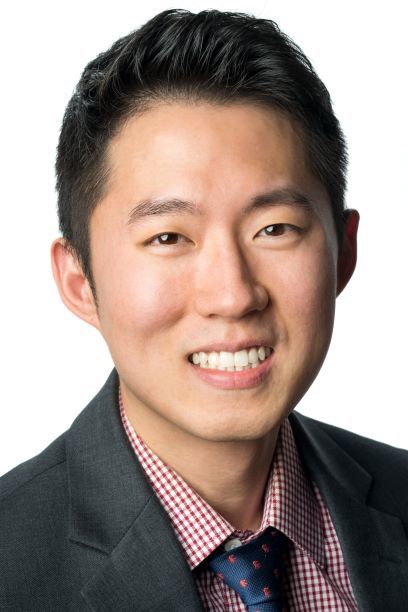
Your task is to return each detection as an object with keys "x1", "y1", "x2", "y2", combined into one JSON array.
[{"x1": 0, "y1": 458, "x2": 67, "y2": 503}]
